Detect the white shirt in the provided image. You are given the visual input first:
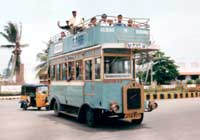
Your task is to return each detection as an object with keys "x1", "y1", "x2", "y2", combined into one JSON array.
[
  {"x1": 69, "y1": 16, "x2": 83, "y2": 27},
  {"x1": 98, "y1": 21, "x2": 109, "y2": 26}
]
